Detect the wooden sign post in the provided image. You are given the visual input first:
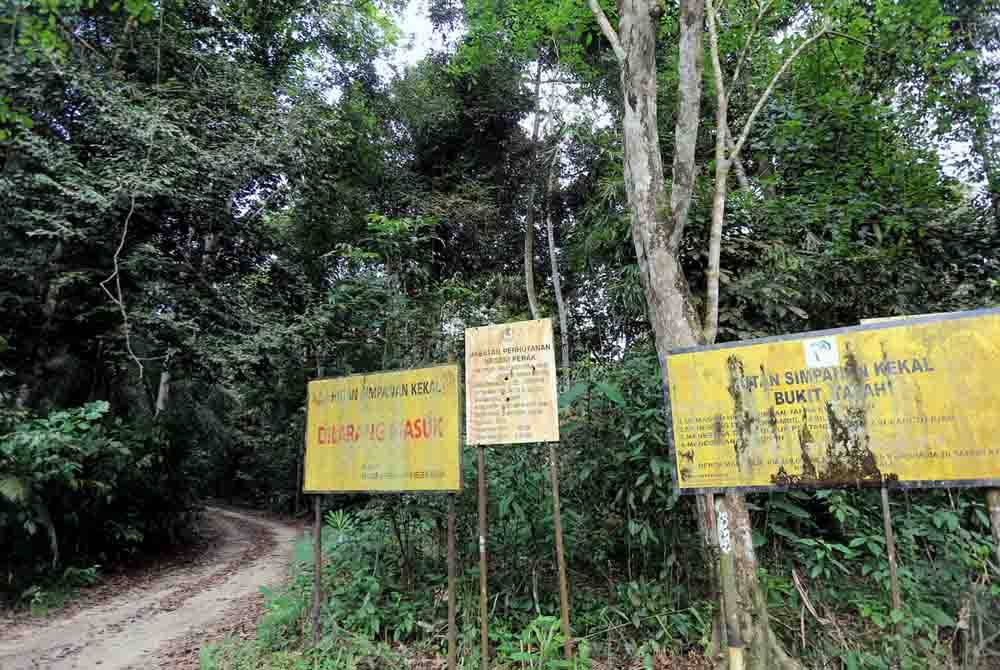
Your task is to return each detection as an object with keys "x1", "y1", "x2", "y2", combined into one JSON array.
[
  {"x1": 478, "y1": 446, "x2": 489, "y2": 670},
  {"x1": 303, "y1": 365, "x2": 462, "y2": 648},
  {"x1": 447, "y1": 494, "x2": 457, "y2": 670},
  {"x1": 880, "y1": 485, "x2": 904, "y2": 656},
  {"x1": 548, "y1": 443, "x2": 573, "y2": 660},
  {"x1": 311, "y1": 495, "x2": 323, "y2": 646},
  {"x1": 465, "y1": 318, "x2": 568, "y2": 667}
]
